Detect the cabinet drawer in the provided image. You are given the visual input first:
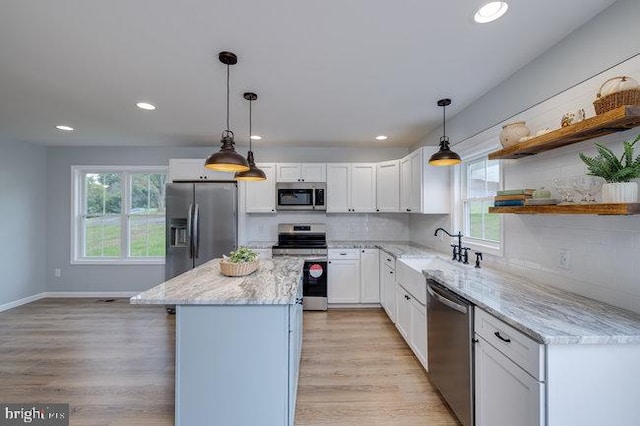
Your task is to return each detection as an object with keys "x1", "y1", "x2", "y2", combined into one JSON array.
[
  {"x1": 380, "y1": 251, "x2": 396, "y2": 270},
  {"x1": 328, "y1": 248, "x2": 360, "y2": 260},
  {"x1": 475, "y1": 308, "x2": 545, "y2": 381}
]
